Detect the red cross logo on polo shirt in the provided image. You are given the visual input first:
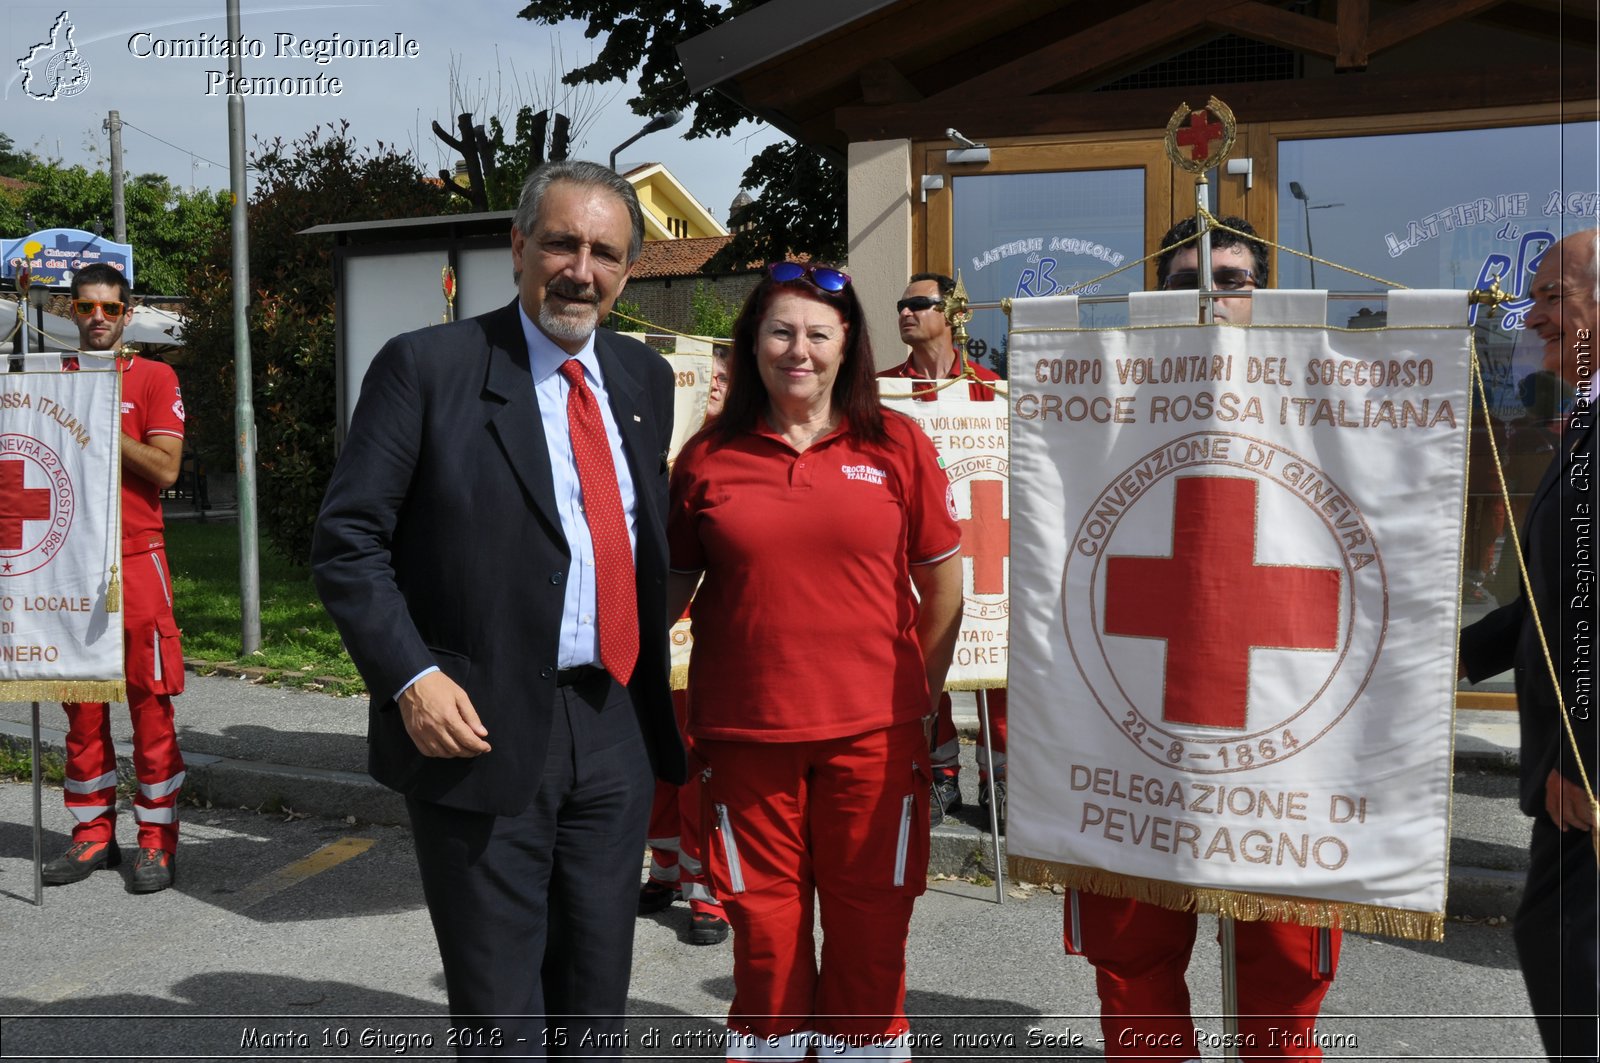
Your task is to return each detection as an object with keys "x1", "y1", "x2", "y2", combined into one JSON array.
[
  {"x1": 0, "y1": 460, "x2": 52, "y2": 551},
  {"x1": 1175, "y1": 109, "x2": 1225, "y2": 161},
  {"x1": 958, "y1": 479, "x2": 1009, "y2": 596},
  {"x1": 1103, "y1": 476, "x2": 1341, "y2": 730}
]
